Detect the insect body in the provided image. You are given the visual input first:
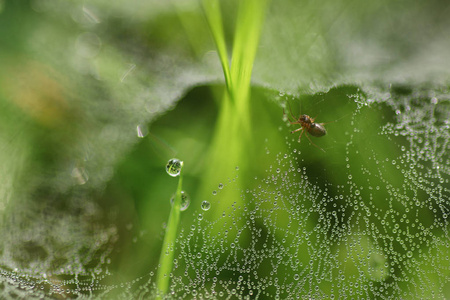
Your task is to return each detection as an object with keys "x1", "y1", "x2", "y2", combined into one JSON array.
[
  {"x1": 295, "y1": 114, "x2": 327, "y2": 137},
  {"x1": 284, "y1": 107, "x2": 327, "y2": 151}
]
